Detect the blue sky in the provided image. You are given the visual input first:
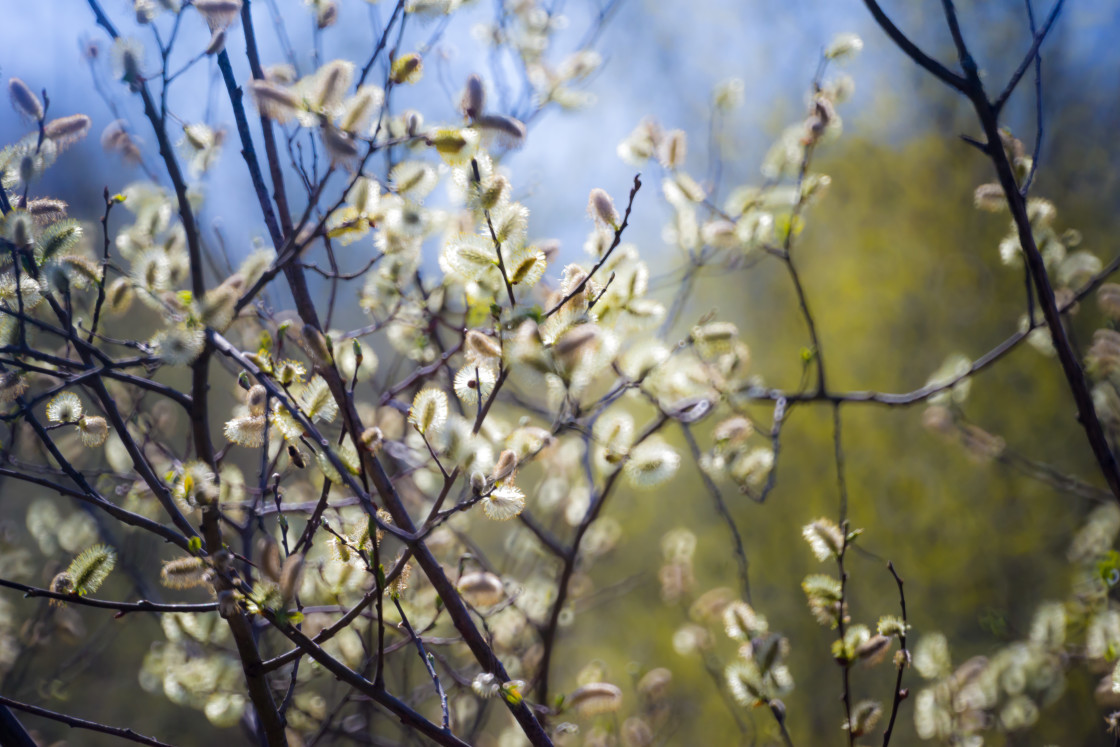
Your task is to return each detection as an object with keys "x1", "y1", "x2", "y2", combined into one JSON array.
[{"x1": 1, "y1": 0, "x2": 1115, "y2": 290}]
